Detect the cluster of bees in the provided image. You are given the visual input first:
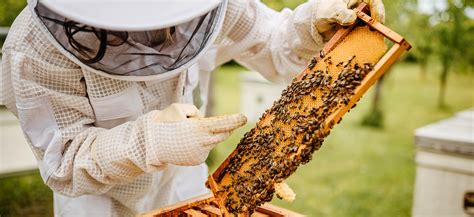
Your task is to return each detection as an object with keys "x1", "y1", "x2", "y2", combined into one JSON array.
[{"x1": 212, "y1": 53, "x2": 375, "y2": 215}]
